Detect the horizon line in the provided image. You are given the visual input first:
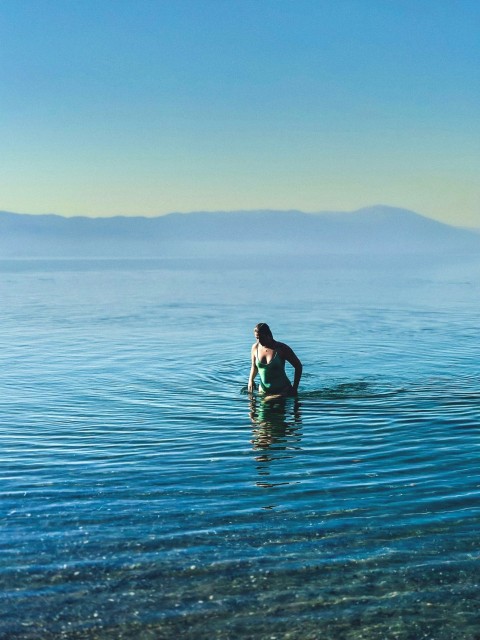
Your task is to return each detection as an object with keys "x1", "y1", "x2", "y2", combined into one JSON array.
[{"x1": 1, "y1": 204, "x2": 478, "y2": 230}]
